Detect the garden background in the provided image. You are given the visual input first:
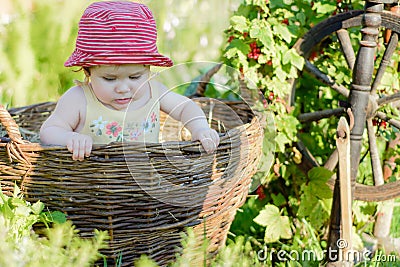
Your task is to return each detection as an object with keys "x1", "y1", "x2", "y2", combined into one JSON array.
[{"x1": 0, "y1": 0, "x2": 399, "y2": 266}]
